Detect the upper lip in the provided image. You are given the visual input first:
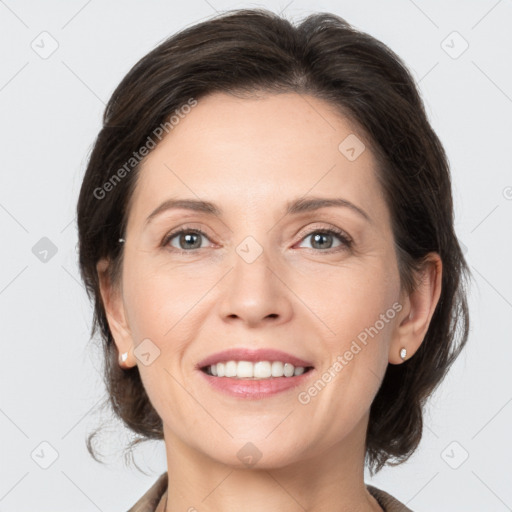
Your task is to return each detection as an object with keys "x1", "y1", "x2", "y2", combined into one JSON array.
[{"x1": 196, "y1": 348, "x2": 314, "y2": 369}]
